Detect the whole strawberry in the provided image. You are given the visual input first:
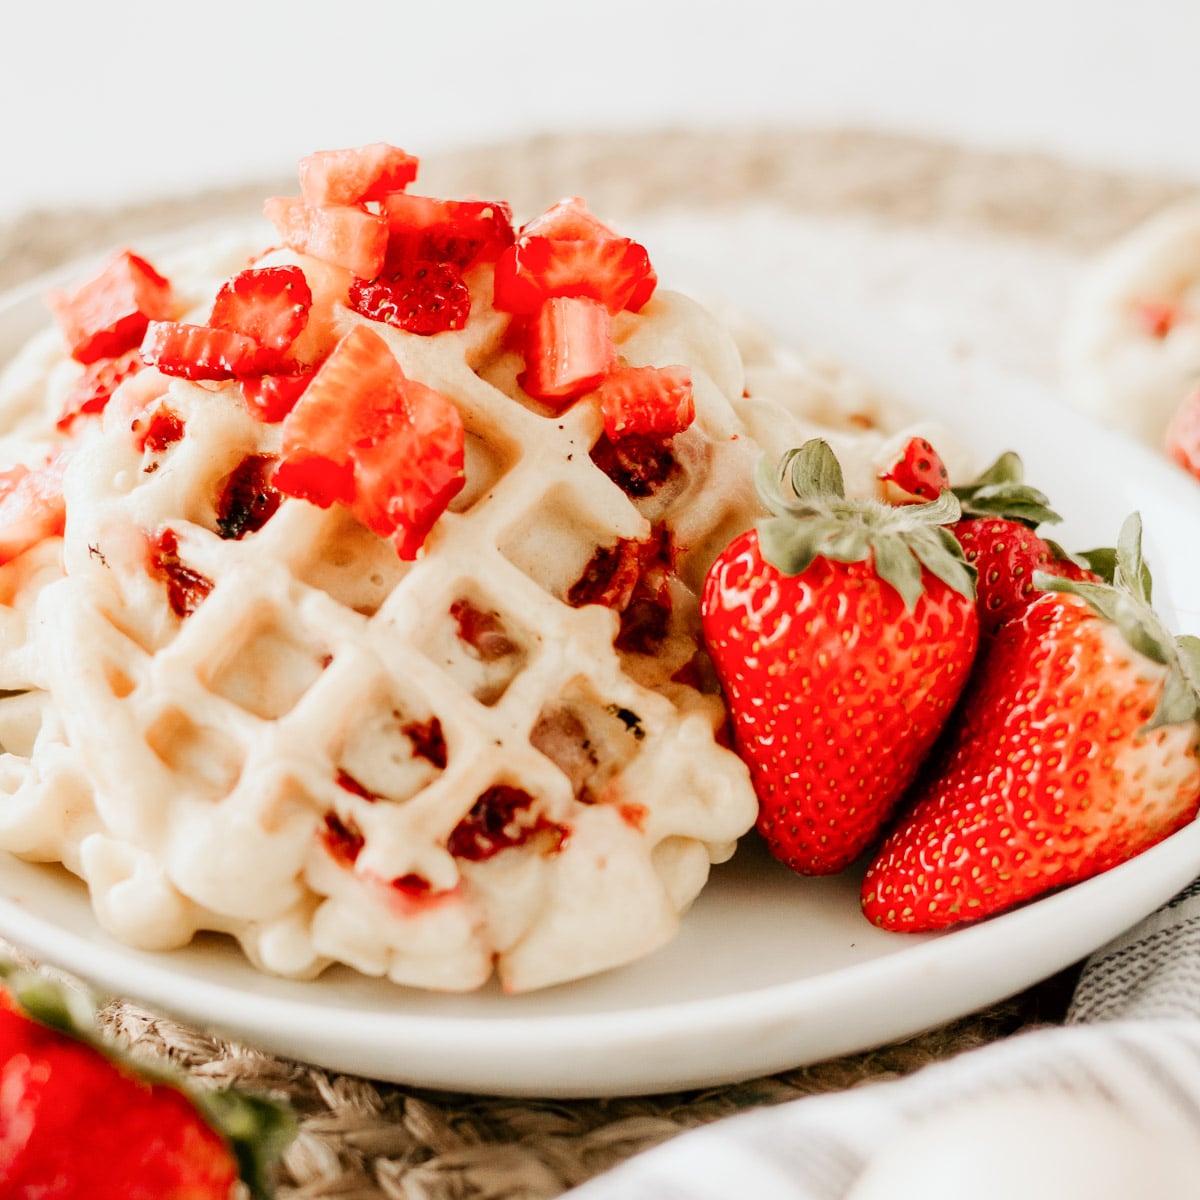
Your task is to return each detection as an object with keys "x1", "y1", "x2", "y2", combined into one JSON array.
[
  {"x1": 701, "y1": 439, "x2": 979, "y2": 874},
  {"x1": 0, "y1": 965, "x2": 293, "y2": 1198},
  {"x1": 950, "y1": 451, "x2": 1099, "y2": 636},
  {"x1": 862, "y1": 513, "x2": 1200, "y2": 931}
]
